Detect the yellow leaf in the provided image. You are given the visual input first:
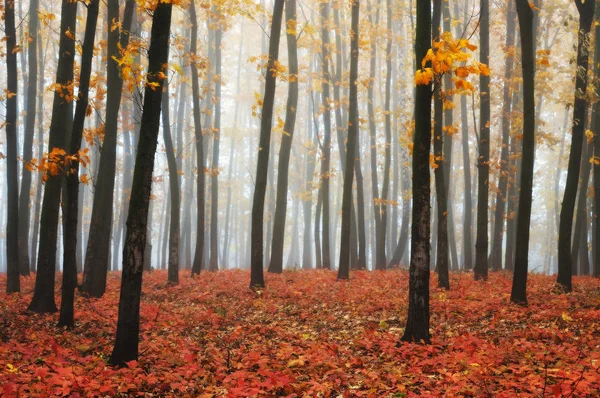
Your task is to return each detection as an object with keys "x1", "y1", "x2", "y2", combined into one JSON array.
[{"x1": 561, "y1": 312, "x2": 573, "y2": 322}]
